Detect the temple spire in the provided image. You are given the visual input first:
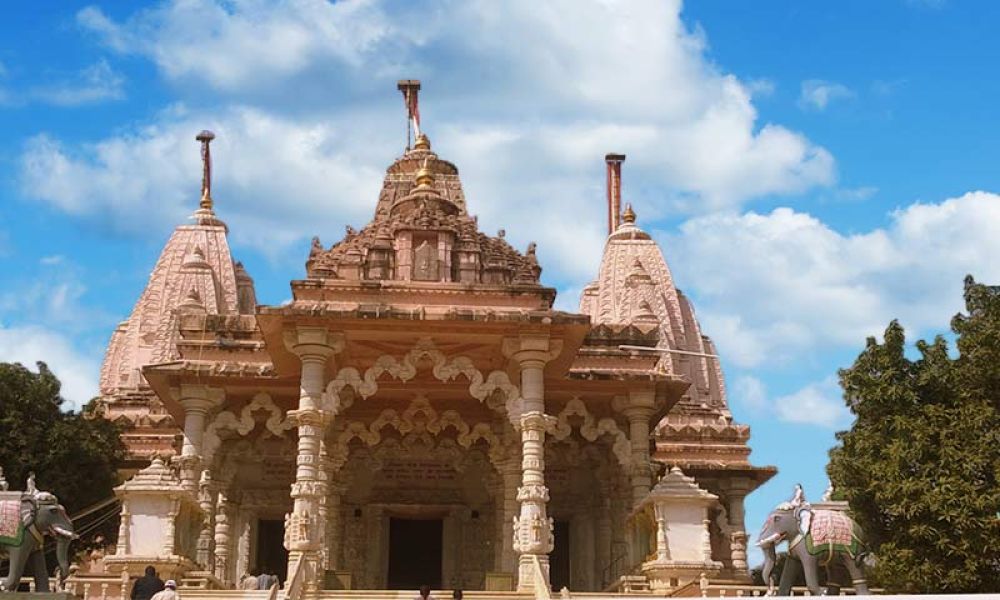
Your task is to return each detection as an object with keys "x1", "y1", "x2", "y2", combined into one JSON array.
[
  {"x1": 605, "y1": 153, "x2": 626, "y2": 234},
  {"x1": 196, "y1": 130, "x2": 216, "y2": 211},
  {"x1": 397, "y1": 79, "x2": 422, "y2": 149}
]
